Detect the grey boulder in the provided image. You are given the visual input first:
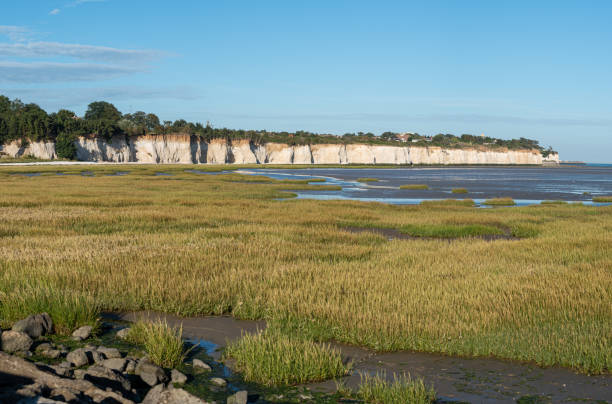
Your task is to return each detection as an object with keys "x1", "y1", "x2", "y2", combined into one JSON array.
[
  {"x1": 84, "y1": 364, "x2": 132, "y2": 392},
  {"x1": 103, "y1": 357, "x2": 127, "y2": 372},
  {"x1": 1, "y1": 330, "x2": 33, "y2": 353},
  {"x1": 170, "y1": 369, "x2": 187, "y2": 384},
  {"x1": 142, "y1": 385, "x2": 210, "y2": 404},
  {"x1": 66, "y1": 348, "x2": 90, "y2": 367},
  {"x1": 136, "y1": 359, "x2": 168, "y2": 386},
  {"x1": 227, "y1": 390, "x2": 248, "y2": 404},
  {"x1": 12, "y1": 313, "x2": 53, "y2": 339},
  {"x1": 98, "y1": 346, "x2": 121, "y2": 359},
  {"x1": 71, "y1": 325, "x2": 92, "y2": 341}
]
